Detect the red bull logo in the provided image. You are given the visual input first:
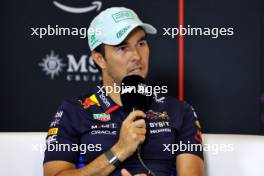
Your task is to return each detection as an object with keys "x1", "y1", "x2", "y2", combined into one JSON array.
[
  {"x1": 79, "y1": 94, "x2": 101, "y2": 109},
  {"x1": 195, "y1": 130, "x2": 202, "y2": 143}
]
